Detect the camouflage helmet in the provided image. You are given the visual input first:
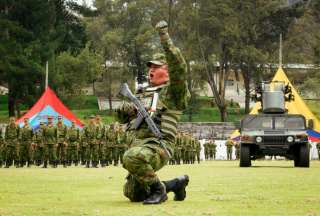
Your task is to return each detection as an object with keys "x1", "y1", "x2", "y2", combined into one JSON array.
[{"x1": 146, "y1": 53, "x2": 167, "y2": 67}]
